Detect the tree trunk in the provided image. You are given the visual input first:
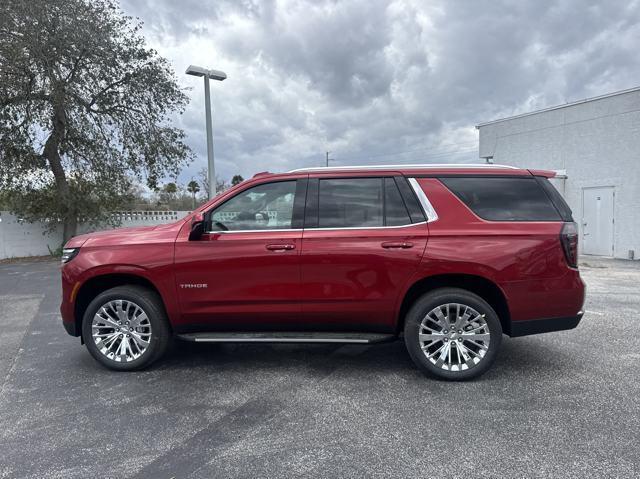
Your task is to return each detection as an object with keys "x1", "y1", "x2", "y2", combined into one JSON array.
[{"x1": 43, "y1": 94, "x2": 77, "y2": 242}]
